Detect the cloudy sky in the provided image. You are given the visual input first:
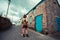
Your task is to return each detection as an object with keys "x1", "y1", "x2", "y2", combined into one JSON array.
[
  {"x1": 0, "y1": 0, "x2": 41, "y2": 22},
  {"x1": 0, "y1": 0, "x2": 60, "y2": 23},
  {"x1": 58, "y1": 0, "x2": 60, "y2": 4}
]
